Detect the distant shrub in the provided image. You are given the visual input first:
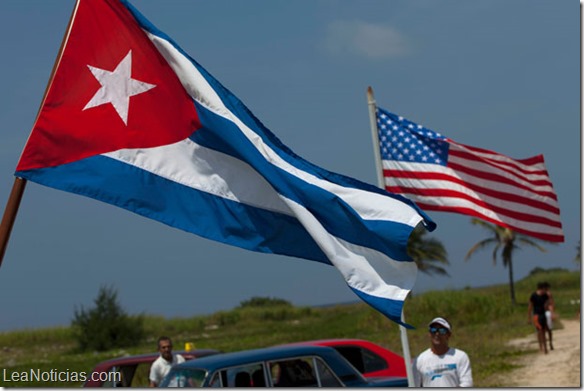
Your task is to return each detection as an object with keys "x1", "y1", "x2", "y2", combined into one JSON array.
[
  {"x1": 528, "y1": 267, "x2": 568, "y2": 276},
  {"x1": 212, "y1": 311, "x2": 241, "y2": 326},
  {"x1": 258, "y1": 308, "x2": 296, "y2": 321},
  {"x1": 71, "y1": 285, "x2": 145, "y2": 352},
  {"x1": 238, "y1": 297, "x2": 292, "y2": 308}
]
